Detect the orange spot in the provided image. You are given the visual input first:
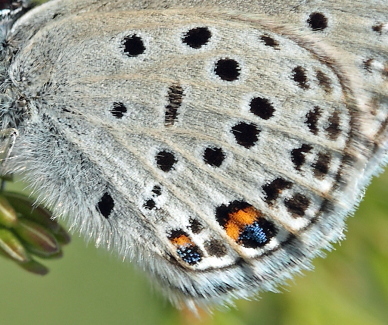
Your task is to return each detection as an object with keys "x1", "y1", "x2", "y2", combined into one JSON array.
[
  {"x1": 225, "y1": 221, "x2": 240, "y2": 241},
  {"x1": 225, "y1": 206, "x2": 261, "y2": 241},
  {"x1": 230, "y1": 206, "x2": 260, "y2": 225},
  {"x1": 170, "y1": 235, "x2": 192, "y2": 247}
]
